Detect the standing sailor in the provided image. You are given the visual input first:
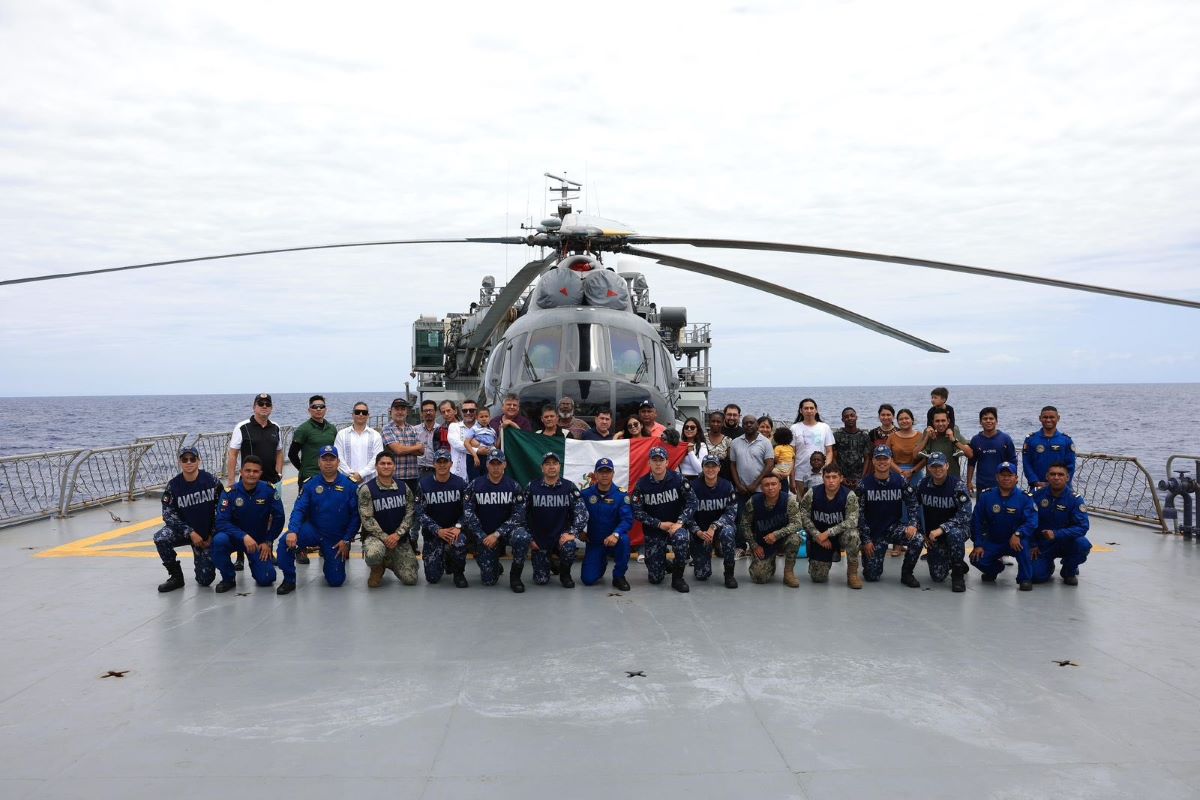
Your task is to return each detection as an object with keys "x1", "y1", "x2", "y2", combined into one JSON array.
[
  {"x1": 1022, "y1": 406, "x2": 1076, "y2": 489},
  {"x1": 857, "y1": 445, "x2": 923, "y2": 587},
  {"x1": 211, "y1": 456, "x2": 284, "y2": 592},
  {"x1": 153, "y1": 445, "x2": 221, "y2": 592},
  {"x1": 416, "y1": 449, "x2": 471, "y2": 587},
  {"x1": 462, "y1": 450, "x2": 532, "y2": 592},
  {"x1": 971, "y1": 461, "x2": 1039, "y2": 590},
  {"x1": 688, "y1": 454, "x2": 739, "y2": 589},
  {"x1": 580, "y1": 458, "x2": 635, "y2": 590},
  {"x1": 633, "y1": 446, "x2": 698, "y2": 593},
  {"x1": 915, "y1": 452, "x2": 972, "y2": 592},
  {"x1": 525, "y1": 452, "x2": 587, "y2": 588},
  {"x1": 741, "y1": 473, "x2": 803, "y2": 587},
  {"x1": 276, "y1": 445, "x2": 360, "y2": 594},
  {"x1": 798, "y1": 462, "x2": 862, "y2": 588},
  {"x1": 1031, "y1": 463, "x2": 1092, "y2": 585},
  {"x1": 359, "y1": 451, "x2": 418, "y2": 588}
]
